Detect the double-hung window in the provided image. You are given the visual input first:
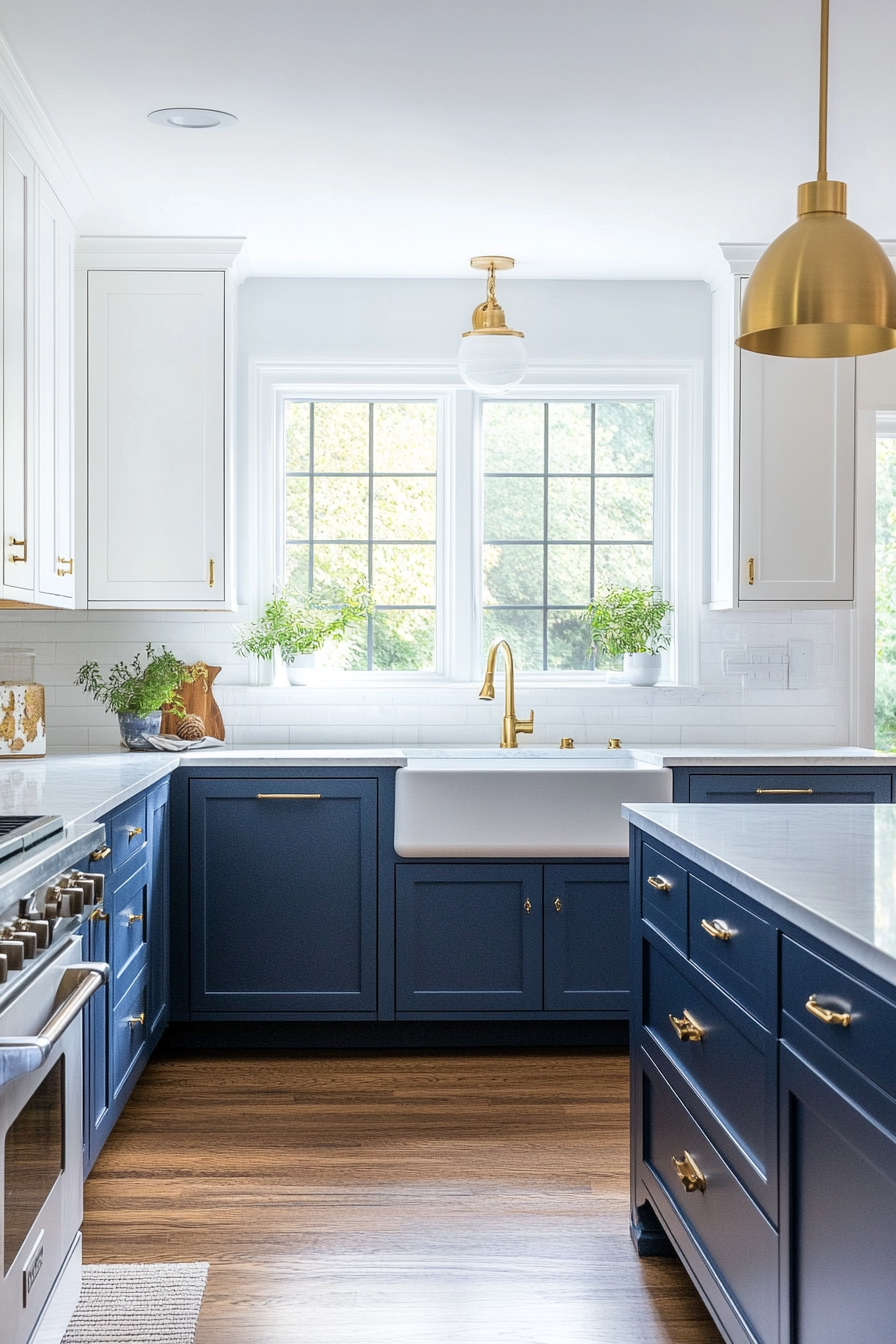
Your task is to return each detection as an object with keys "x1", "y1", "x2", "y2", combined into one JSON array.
[{"x1": 261, "y1": 372, "x2": 687, "y2": 682}]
